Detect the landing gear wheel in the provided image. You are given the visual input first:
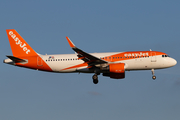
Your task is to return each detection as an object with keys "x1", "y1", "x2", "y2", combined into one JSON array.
[
  {"x1": 93, "y1": 79, "x2": 98, "y2": 84},
  {"x1": 92, "y1": 74, "x2": 98, "y2": 84},
  {"x1": 92, "y1": 74, "x2": 98, "y2": 80},
  {"x1": 152, "y1": 76, "x2": 156, "y2": 80}
]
